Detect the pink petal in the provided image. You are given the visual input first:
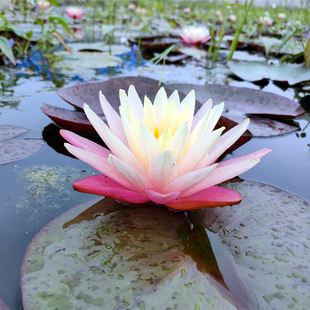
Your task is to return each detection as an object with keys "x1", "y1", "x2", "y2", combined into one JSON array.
[
  {"x1": 64, "y1": 143, "x2": 138, "y2": 191},
  {"x1": 99, "y1": 91, "x2": 128, "y2": 146},
  {"x1": 73, "y1": 175, "x2": 149, "y2": 203},
  {"x1": 192, "y1": 98, "x2": 212, "y2": 129},
  {"x1": 60, "y1": 129, "x2": 111, "y2": 158},
  {"x1": 144, "y1": 189, "x2": 181, "y2": 204},
  {"x1": 165, "y1": 186, "x2": 242, "y2": 210},
  {"x1": 182, "y1": 157, "x2": 260, "y2": 197},
  {"x1": 218, "y1": 148, "x2": 272, "y2": 168}
]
